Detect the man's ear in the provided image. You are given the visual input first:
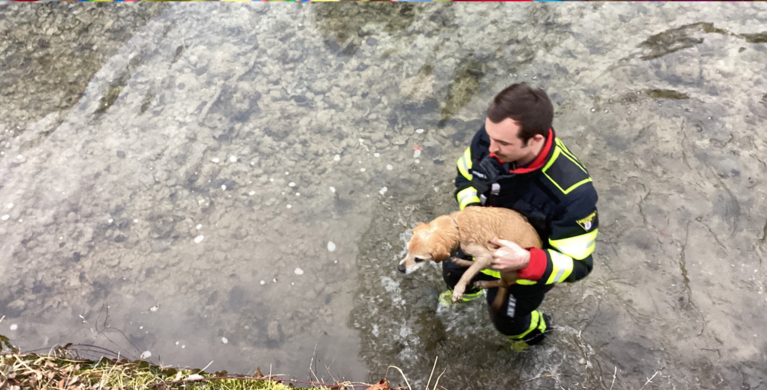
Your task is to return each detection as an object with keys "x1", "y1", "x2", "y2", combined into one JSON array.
[{"x1": 529, "y1": 134, "x2": 545, "y2": 147}]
